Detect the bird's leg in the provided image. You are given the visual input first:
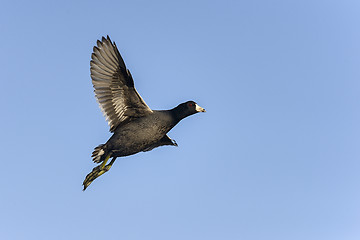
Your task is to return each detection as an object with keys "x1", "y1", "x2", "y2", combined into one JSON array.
[
  {"x1": 103, "y1": 157, "x2": 116, "y2": 172},
  {"x1": 82, "y1": 156, "x2": 117, "y2": 191},
  {"x1": 100, "y1": 154, "x2": 110, "y2": 169}
]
